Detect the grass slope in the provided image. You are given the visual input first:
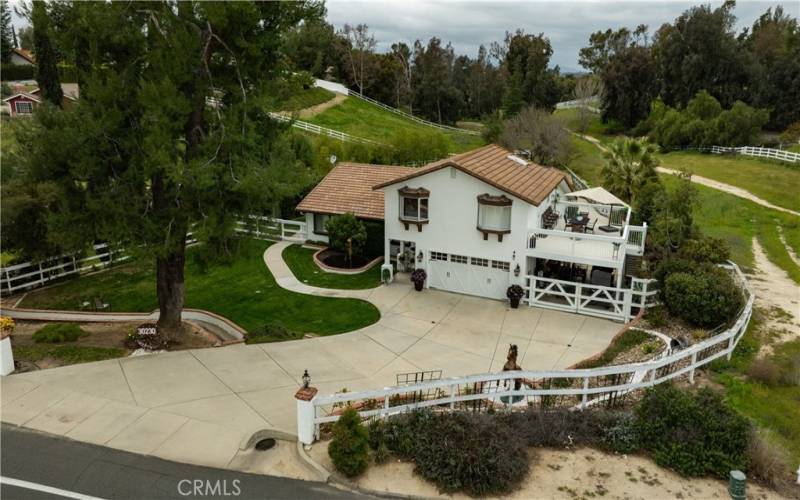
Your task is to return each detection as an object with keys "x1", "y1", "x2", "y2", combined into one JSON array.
[
  {"x1": 307, "y1": 96, "x2": 484, "y2": 153},
  {"x1": 659, "y1": 151, "x2": 800, "y2": 213},
  {"x1": 282, "y1": 245, "x2": 381, "y2": 290},
  {"x1": 21, "y1": 238, "x2": 380, "y2": 335},
  {"x1": 566, "y1": 135, "x2": 605, "y2": 185},
  {"x1": 274, "y1": 87, "x2": 336, "y2": 112},
  {"x1": 661, "y1": 174, "x2": 800, "y2": 283}
]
